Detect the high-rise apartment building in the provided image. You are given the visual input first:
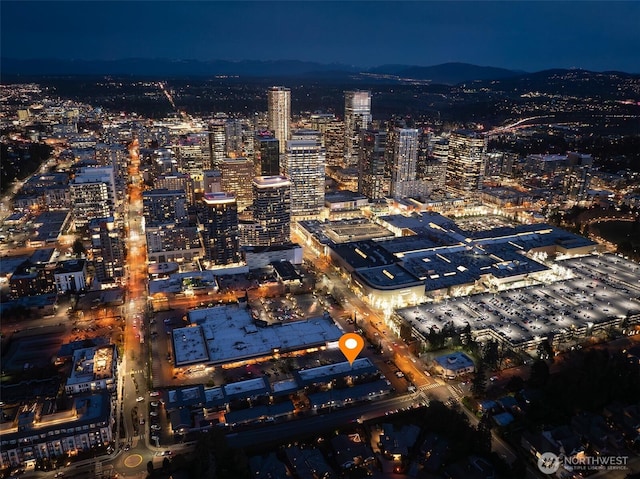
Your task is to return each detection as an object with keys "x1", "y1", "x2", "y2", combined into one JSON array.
[
  {"x1": 142, "y1": 189, "x2": 188, "y2": 227},
  {"x1": 267, "y1": 86, "x2": 291, "y2": 155},
  {"x1": 310, "y1": 113, "x2": 345, "y2": 168},
  {"x1": 90, "y1": 217, "x2": 124, "y2": 284},
  {"x1": 201, "y1": 192, "x2": 240, "y2": 265},
  {"x1": 70, "y1": 166, "x2": 116, "y2": 229},
  {"x1": 388, "y1": 128, "x2": 420, "y2": 199},
  {"x1": 209, "y1": 120, "x2": 226, "y2": 168},
  {"x1": 254, "y1": 132, "x2": 280, "y2": 176},
  {"x1": 344, "y1": 90, "x2": 372, "y2": 168},
  {"x1": 145, "y1": 225, "x2": 202, "y2": 264},
  {"x1": 220, "y1": 158, "x2": 254, "y2": 212},
  {"x1": 445, "y1": 130, "x2": 487, "y2": 193},
  {"x1": 225, "y1": 119, "x2": 244, "y2": 156},
  {"x1": 284, "y1": 130, "x2": 325, "y2": 217},
  {"x1": 420, "y1": 135, "x2": 448, "y2": 190},
  {"x1": 358, "y1": 129, "x2": 387, "y2": 201},
  {"x1": 252, "y1": 176, "x2": 291, "y2": 246}
]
